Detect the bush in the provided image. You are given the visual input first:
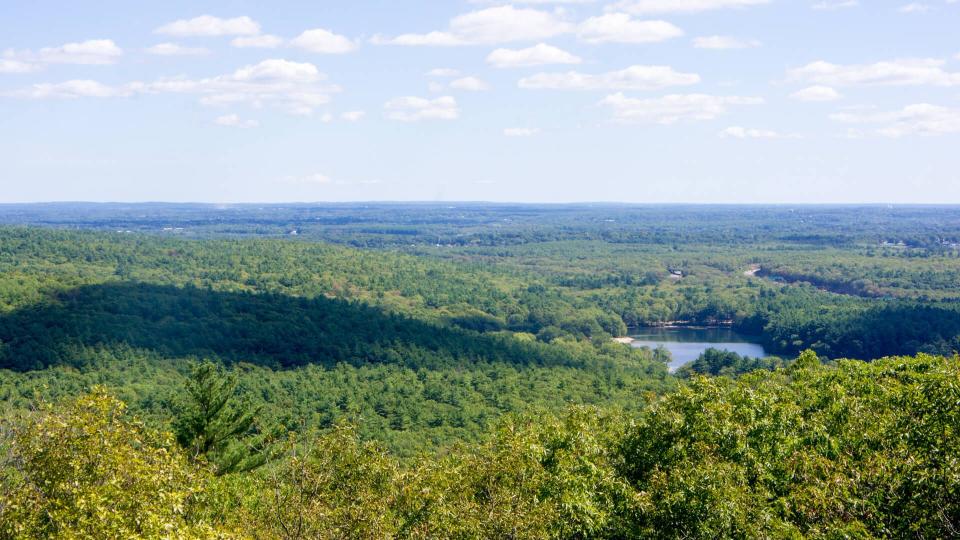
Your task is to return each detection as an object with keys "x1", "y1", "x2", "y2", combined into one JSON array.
[{"x1": 0, "y1": 388, "x2": 222, "y2": 539}]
